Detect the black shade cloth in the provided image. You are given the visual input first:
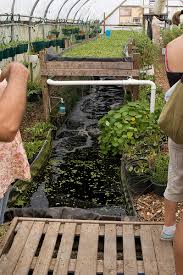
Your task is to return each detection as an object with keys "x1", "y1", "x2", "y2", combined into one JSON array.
[{"x1": 166, "y1": 72, "x2": 183, "y2": 87}]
